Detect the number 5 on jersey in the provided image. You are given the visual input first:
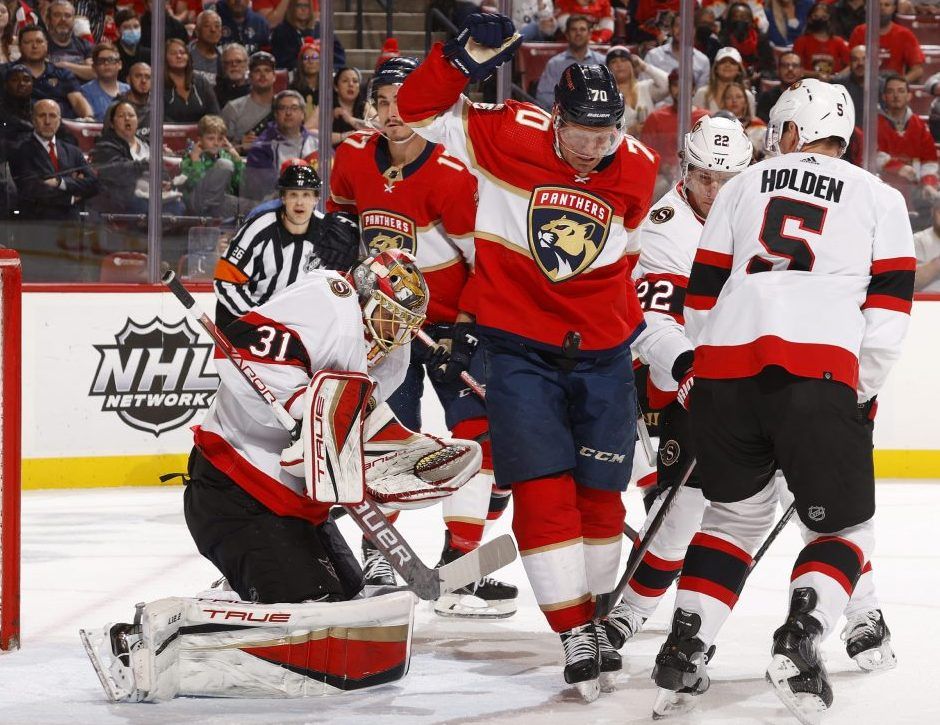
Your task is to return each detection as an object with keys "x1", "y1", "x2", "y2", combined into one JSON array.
[{"x1": 749, "y1": 196, "x2": 827, "y2": 274}]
